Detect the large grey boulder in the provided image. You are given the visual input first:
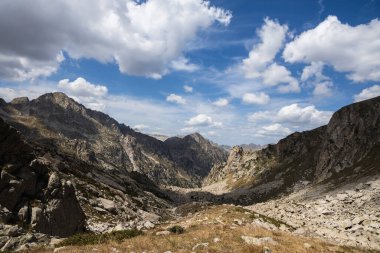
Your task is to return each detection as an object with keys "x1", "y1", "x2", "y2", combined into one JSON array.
[{"x1": 31, "y1": 175, "x2": 85, "y2": 237}]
